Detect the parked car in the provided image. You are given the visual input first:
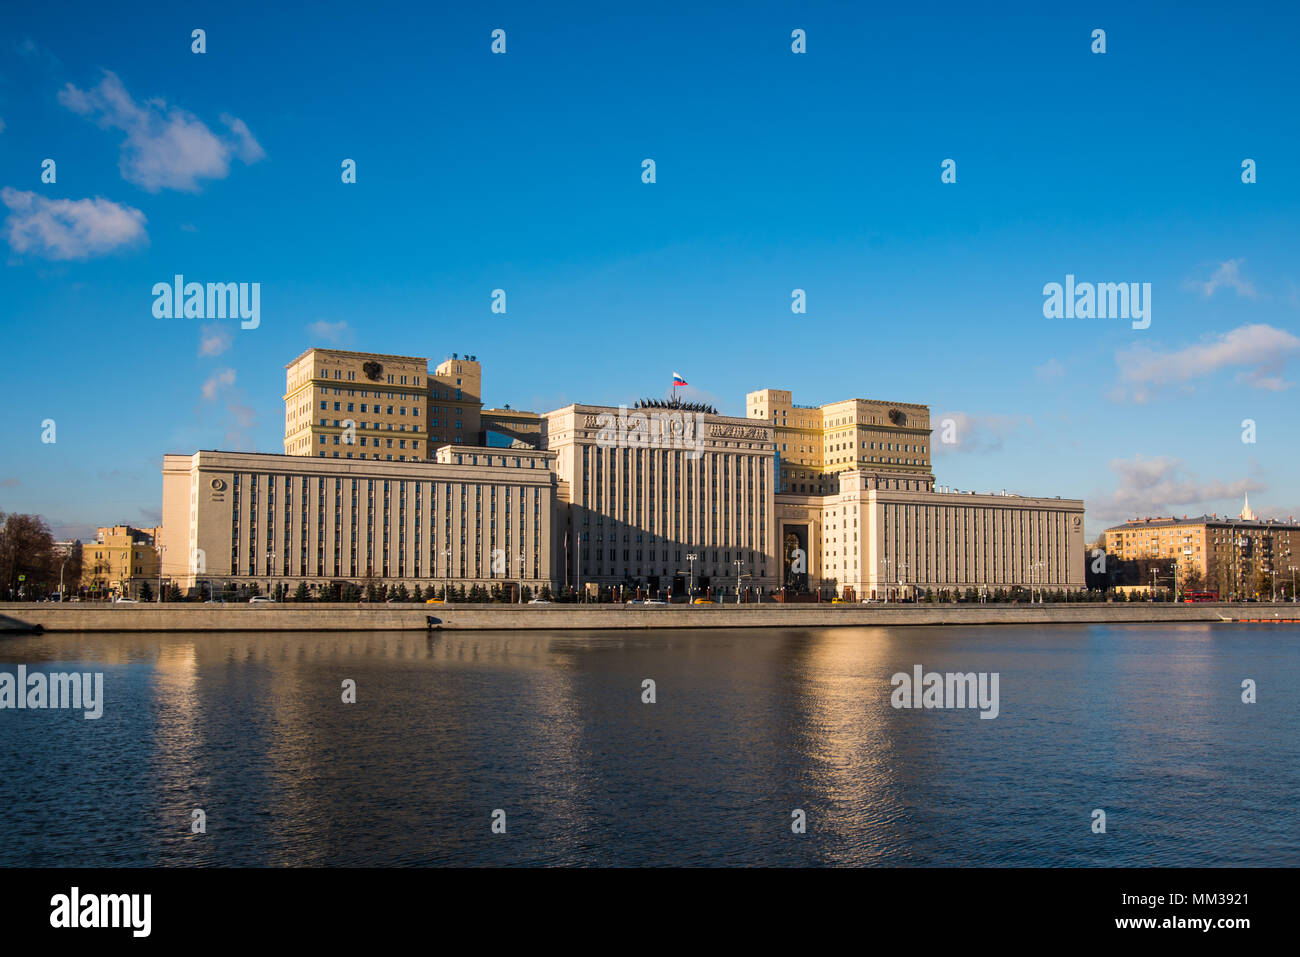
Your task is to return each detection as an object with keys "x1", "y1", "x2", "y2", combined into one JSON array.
[
  {"x1": 114, "y1": 597, "x2": 138, "y2": 604},
  {"x1": 248, "y1": 596, "x2": 276, "y2": 604},
  {"x1": 692, "y1": 598, "x2": 715, "y2": 605},
  {"x1": 528, "y1": 598, "x2": 552, "y2": 605},
  {"x1": 425, "y1": 598, "x2": 445, "y2": 604},
  {"x1": 644, "y1": 599, "x2": 668, "y2": 606}
]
